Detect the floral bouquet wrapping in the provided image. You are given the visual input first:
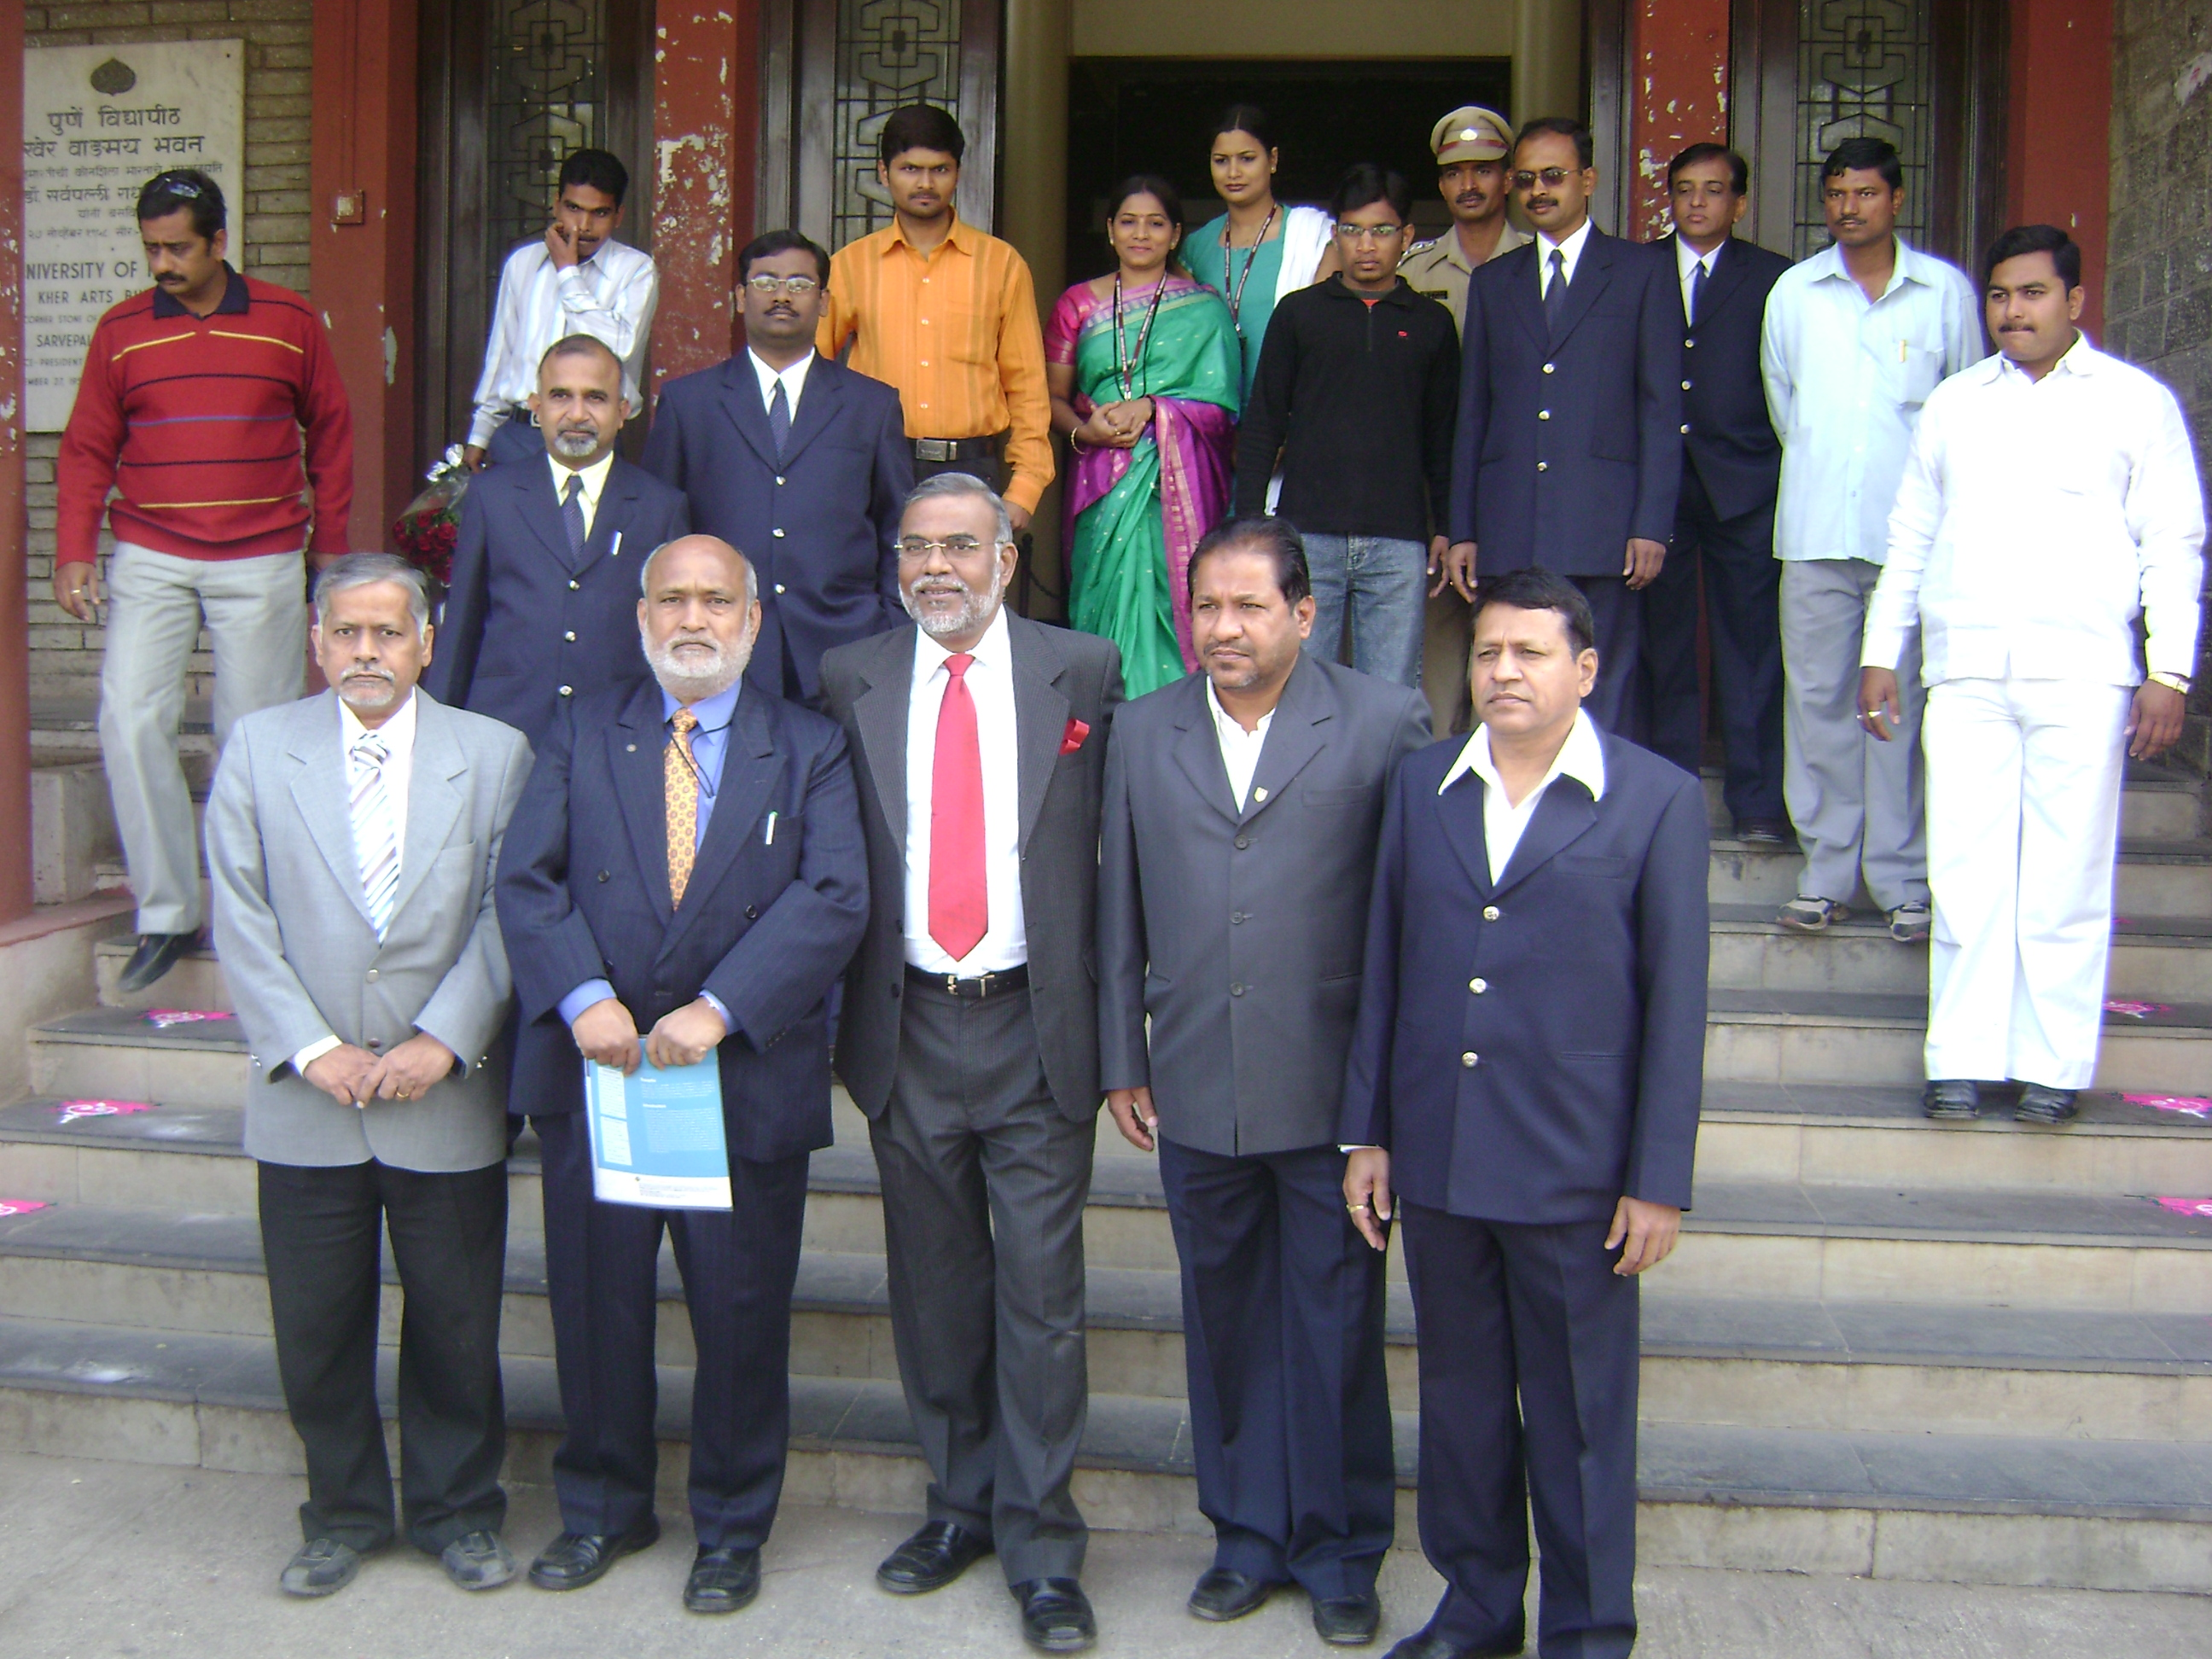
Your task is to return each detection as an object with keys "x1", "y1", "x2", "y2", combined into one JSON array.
[{"x1": 392, "y1": 444, "x2": 470, "y2": 586}]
